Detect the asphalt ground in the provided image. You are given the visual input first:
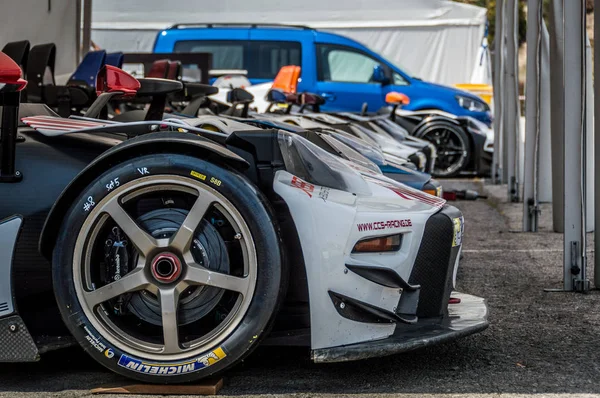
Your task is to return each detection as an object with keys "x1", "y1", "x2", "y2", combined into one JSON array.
[{"x1": 1, "y1": 180, "x2": 600, "y2": 398}]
